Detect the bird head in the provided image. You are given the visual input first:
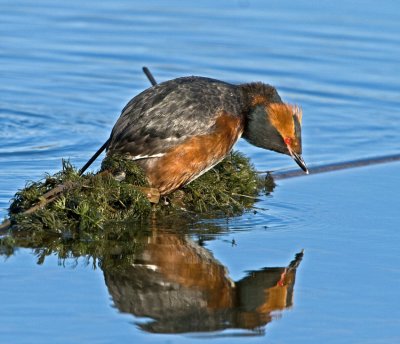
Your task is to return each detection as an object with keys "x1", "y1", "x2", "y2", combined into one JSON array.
[{"x1": 243, "y1": 101, "x2": 308, "y2": 173}]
